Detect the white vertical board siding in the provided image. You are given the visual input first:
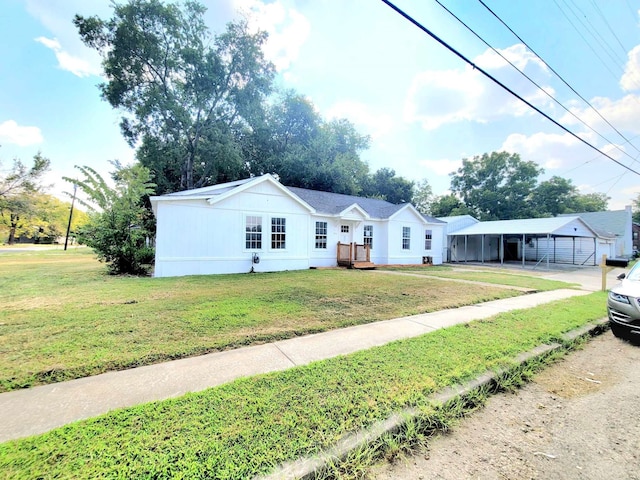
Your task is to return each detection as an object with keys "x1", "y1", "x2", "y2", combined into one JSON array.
[
  {"x1": 154, "y1": 182, "x2": 311, "y2": 276},
  {"x1": 308, "y1": 216, "x2": 341, "y2": 268},
  {"x1": 387, "y1": 209, "x2": 432, "y2": 265},
  {"x1": 524, "y1": 237, "x2": 599, "y2": 265}
]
